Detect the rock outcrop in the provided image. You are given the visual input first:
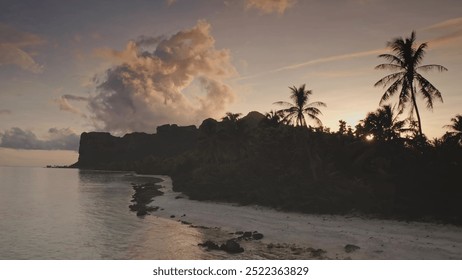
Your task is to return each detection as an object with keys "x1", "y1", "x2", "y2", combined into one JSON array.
[{"x1": 72, "y1": 124, "x2": 198, "y2": 169}]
